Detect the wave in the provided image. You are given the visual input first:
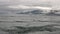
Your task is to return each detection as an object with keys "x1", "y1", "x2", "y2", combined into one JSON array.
[
  {"x1": 16, "y1": 9, "x2": 51, "y2": 14},
  {"x1": 8, "y1": 5, "x2": 52, "y2": 10}
]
